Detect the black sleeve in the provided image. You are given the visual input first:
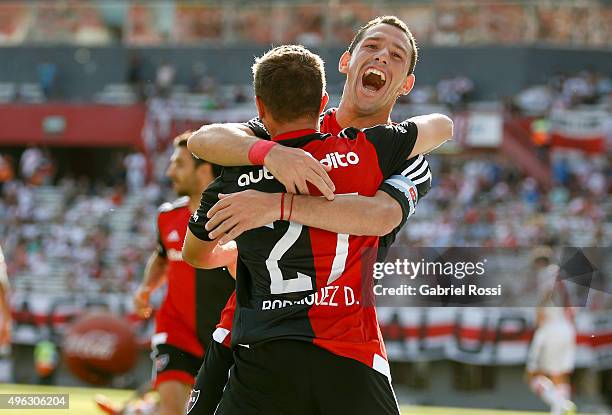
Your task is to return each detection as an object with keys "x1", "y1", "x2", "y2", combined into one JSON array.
[
  {"x1": 156, "y1": 225, "x2": 167, "y2": 258},
  {"x1": 377, "y1": 155, "x2": 433, "y2": 252},
  {"x1": 188, "y1": 177, "x2": 225, "y2": 242},
  {"x1": 361, "y1": 121, "x2": 419, "y2": 178},
  {"x1": 244, "y1": 118, "x2": 270, "y2": 140}
]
